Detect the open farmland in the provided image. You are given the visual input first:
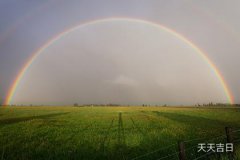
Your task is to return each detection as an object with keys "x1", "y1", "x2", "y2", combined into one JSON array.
[{"x1": 0, "y1": 106, "x2": 240, "y2": 160}]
